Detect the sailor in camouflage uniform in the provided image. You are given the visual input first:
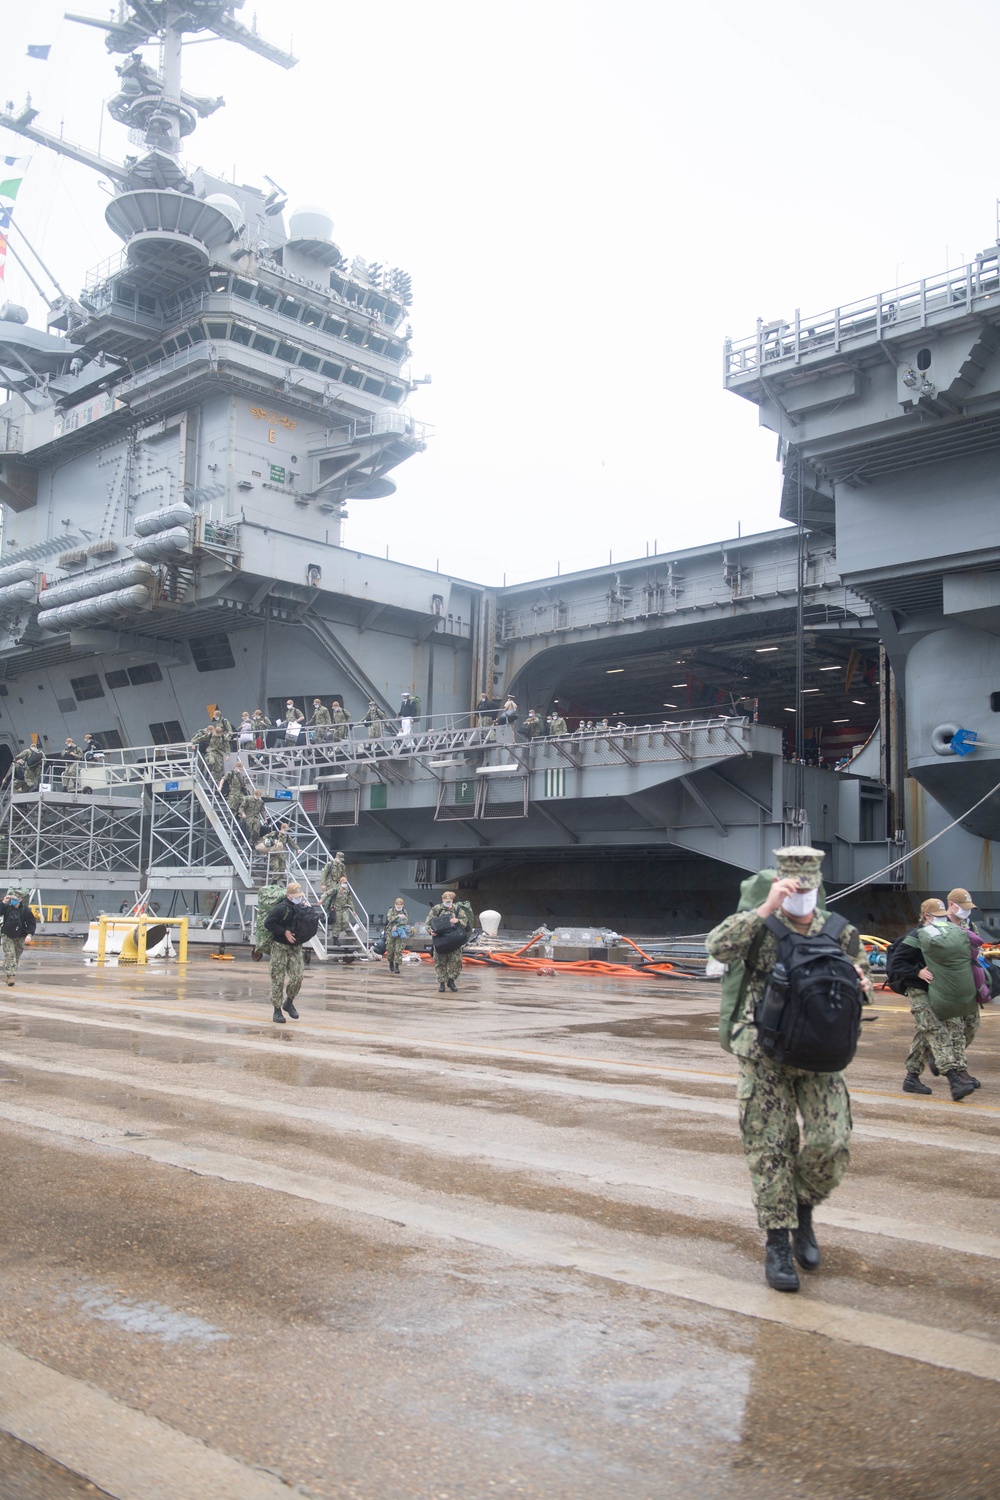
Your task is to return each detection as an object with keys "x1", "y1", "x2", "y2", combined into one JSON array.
[
  {"x1": 309, "y1": 698, "x2": 332, "y2": 743},
  {"x1": 240, "y1": 788, "x2": 267, "y2": 846},
  {"x1": 330, "y1": 701, "x2": 351, "y2": 742},
  {"x1": 426, "y1": 889, "x2": 468, "y2": 992},
  {"x1": 706, "y1": 847, "x2": 871, "y2": 1294},
  {"x1": 320, "y1": 851, "x2": 346, "y2": 908}
]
